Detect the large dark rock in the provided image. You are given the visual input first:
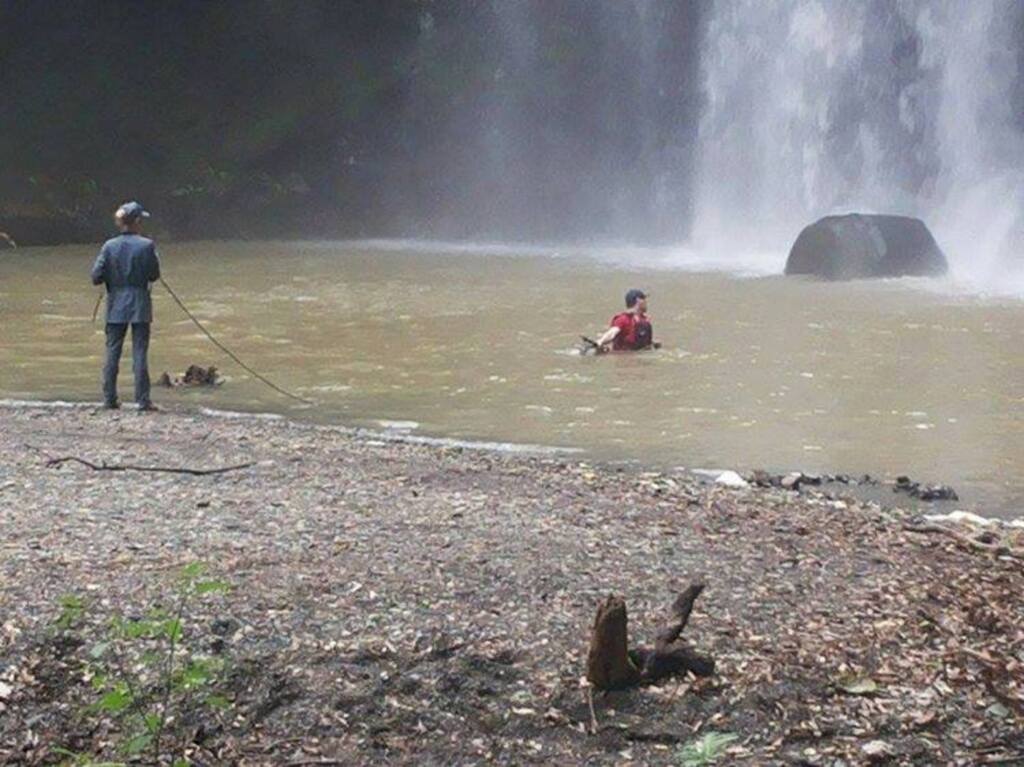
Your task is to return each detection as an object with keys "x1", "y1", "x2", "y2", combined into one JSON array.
[{"x1": 784, "y1": 214, "x2": 948, "y2": 280}]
